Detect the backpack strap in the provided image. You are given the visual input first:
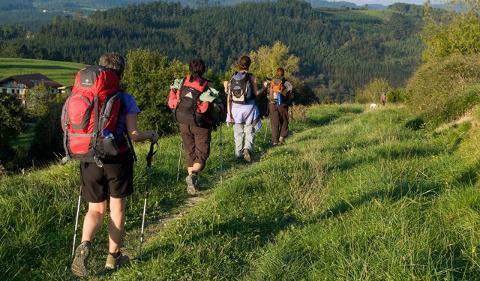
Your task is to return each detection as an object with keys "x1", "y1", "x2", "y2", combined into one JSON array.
[
  {"x1": 245, "y1": 72, "x2": 255, "y2": 101},
  {"x1": 117, "y1": 92, "x2": 137, "y2": 162},
  {"x1": 91, "y1": 95, "x2": 103, "y2": 167},
  {"x1": 173, "y1": 79, "x2": 185, "y2": 123},
  {"x1": 183, "y1": 75, "x2": 208, "y2": 92},
  {"x1": 62, "y1": 99, "x2": 71, "y2": 161},
  {"x1": 243, "y1": 105, "x2": 260, "y2": 127},
  {"x1": 244, "y1": 106, "x2": 255, "y2": 123},
  {"x1": 126, "y1": 132, "x2": 137, "y2": 162}
]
